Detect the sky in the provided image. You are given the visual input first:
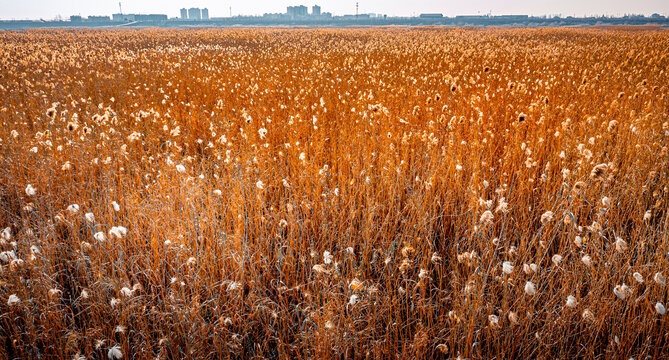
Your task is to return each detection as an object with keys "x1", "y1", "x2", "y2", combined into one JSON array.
[{"x1": 0, "y1": 0, "x2": 667, "y2": 20}]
